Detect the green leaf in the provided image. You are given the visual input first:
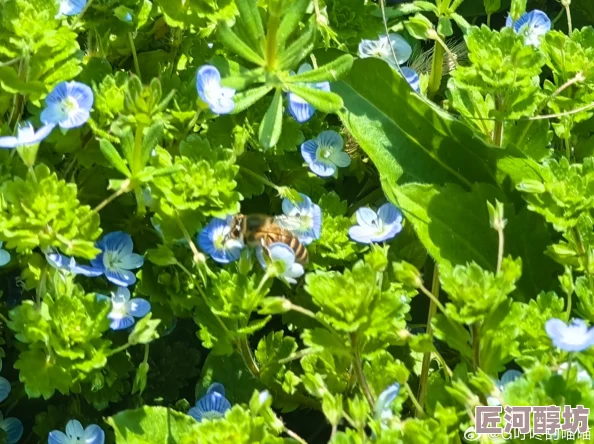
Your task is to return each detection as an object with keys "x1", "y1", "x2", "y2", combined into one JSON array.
[
  {"x1": 278, "y1": 21, "x2": 317, "y2": 70},
  {"x1": 258, "y1": 89, "x2": 284, "y2": 149},
  {"x1": 387, "y1": 183, "x2": 501, "y2": 271},
  {"x1": 437, "y1": 17, "x2": 453, "y2": 37},
  {"x1": 141, "y1": 123, "x2": 164, "y2": 169},
  {"x1": 232, "y1": 84, "x2": 273, "y2": 114},
  {"x1": 334, "y1": 57, "x2": 540, "y2": 189},
  {"x1": 99, "y1": 139, "x2": 131, "y2": 177},
  {"x1": 217, "y1": 21, "x2": 265, "y2": 66},
  {"x1": 129, "y1": 314, "x2": 161, "y2": 345},
  {"x1": 146, "y1": 245, "x2": 178, "y2": 266},
  {"x1": 107, "y1": 406, "x2": 200, "y2": 443},
  {"x1": 235, "y1": 0, "x2": 265, "y2": 54},
  {"x1": 287, "y1": 53, "x2": 353, "y2": 83},
  {"x1": 405, "y1": 13, "x2": 434, "y2": 40},
  {"x1": 276, "y1": 0, "x2": 310, "y2": 51},
  {"x1": 286, "y1": 84, "x2": 343, "y2": 113}
]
